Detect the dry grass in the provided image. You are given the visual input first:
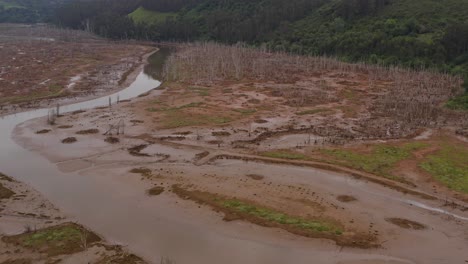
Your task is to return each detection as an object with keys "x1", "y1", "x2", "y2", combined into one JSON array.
[{"x1": 164, "y1": 42, "x2": 467, "y2": 138}]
